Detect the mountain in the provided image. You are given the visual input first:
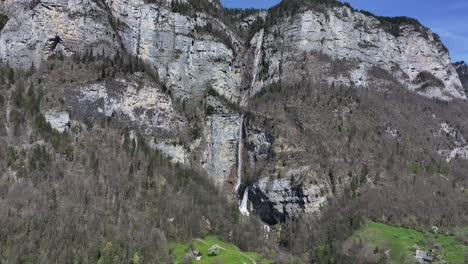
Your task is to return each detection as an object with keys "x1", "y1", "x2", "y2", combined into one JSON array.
[
  {"x1": 0, "y1": 0, "x2": 467, "y2": 262},
  {"x1": 455, "y1": 61, "x2": 468, "y2": 93}
]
